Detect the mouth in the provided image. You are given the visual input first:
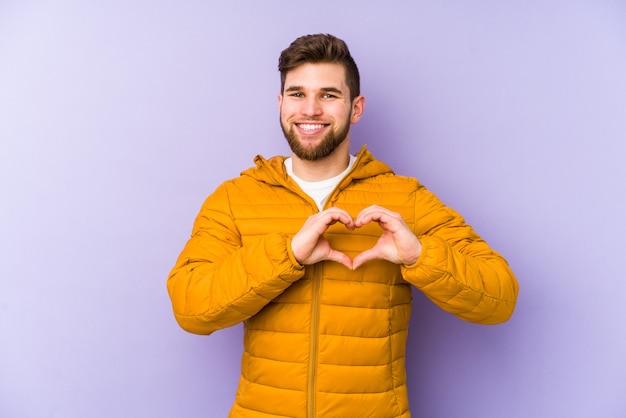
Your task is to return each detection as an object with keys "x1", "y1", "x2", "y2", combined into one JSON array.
[{"x1": 296, "y1": 122, "x2": 329, "y2": 135}]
